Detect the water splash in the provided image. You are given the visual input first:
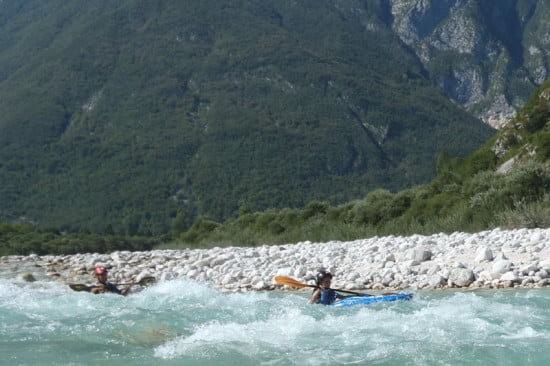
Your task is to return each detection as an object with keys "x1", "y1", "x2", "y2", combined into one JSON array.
[{"x1": 1, "y1": 279, "x2": 550, "y2": 365}]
